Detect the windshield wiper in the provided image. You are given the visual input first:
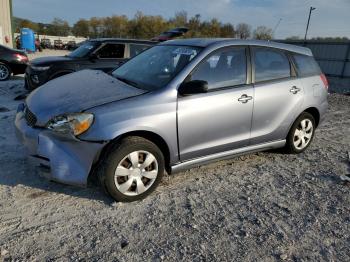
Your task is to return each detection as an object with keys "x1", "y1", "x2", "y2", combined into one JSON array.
[{"x1": 115, "y1": 76, "x2": 139, "y2": 88}]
